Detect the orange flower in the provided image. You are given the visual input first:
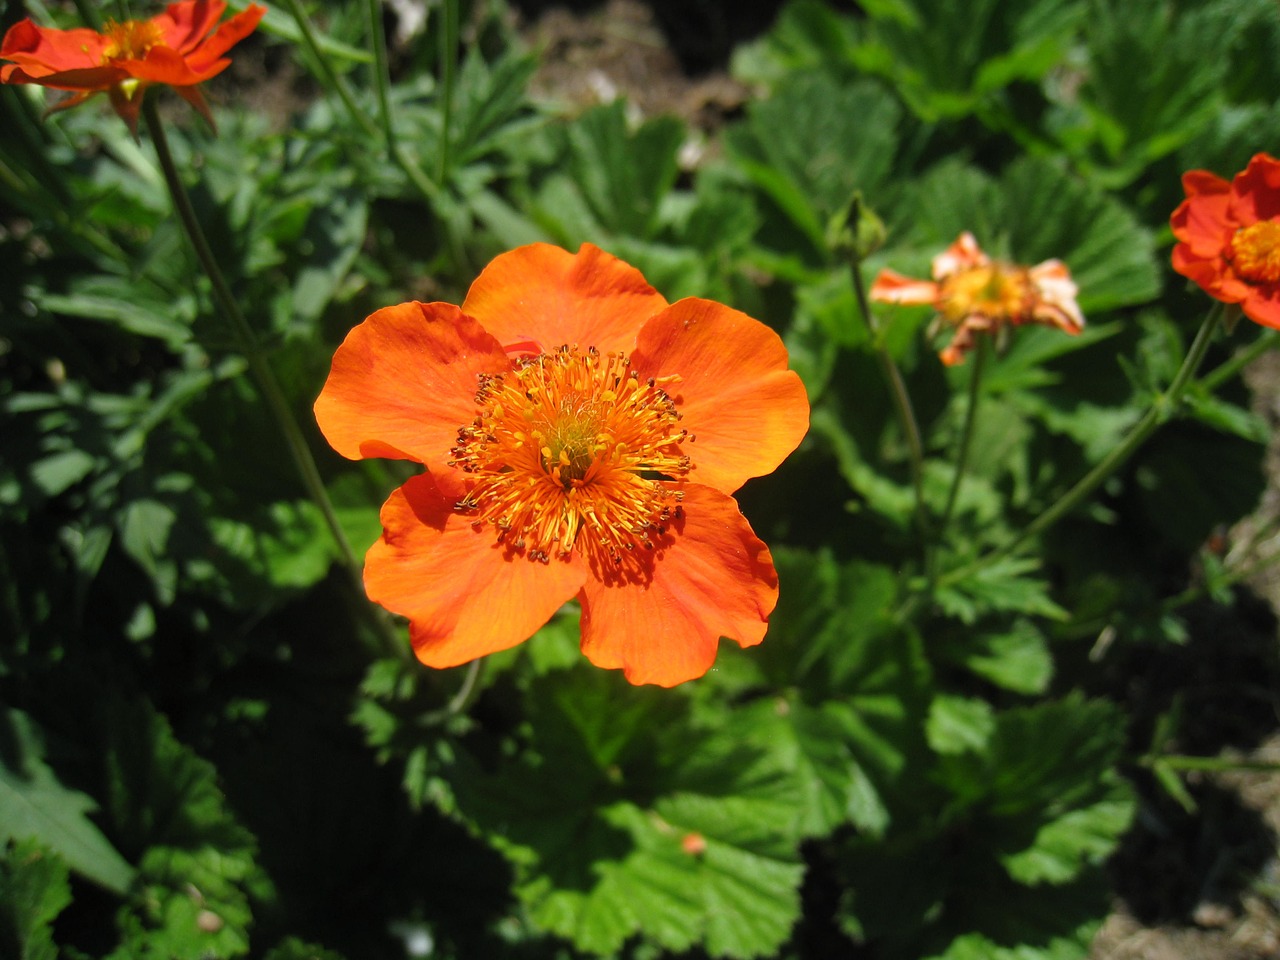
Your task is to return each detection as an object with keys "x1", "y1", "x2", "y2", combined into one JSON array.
[
  {"x1": 0, "y1": 1, "x2": 265, "y2": 134},
  {"x1": 870, "y1": 232, "x2": 1084, "y2": 365},
  {"x1": 1171, "y1": 152, "x2": 1280, "y2": 329},
  {"x1": 315, "y1": 244, "x2": 810, "y2": 687}
]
